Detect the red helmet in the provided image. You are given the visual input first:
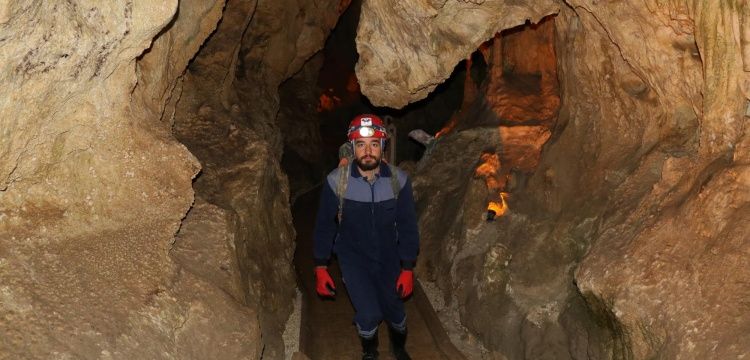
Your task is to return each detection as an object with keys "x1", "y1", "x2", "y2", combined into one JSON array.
[{"x1": 347, "y1": 114, "x2": 388, "y2": 141}]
